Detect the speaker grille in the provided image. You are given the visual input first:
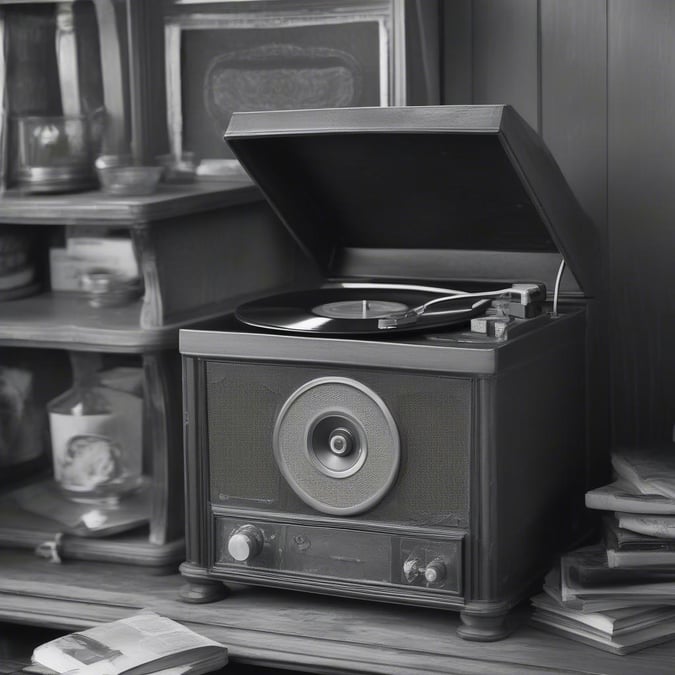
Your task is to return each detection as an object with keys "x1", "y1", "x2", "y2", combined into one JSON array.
[
  {"x1": 206, "y1": 361, "x2": 472, "y2": 526},
  {"x1": 274, "y1": 377, "x2": 400, "y2": 515},
  {"x1": 207, "y1": 366, "x2": 281, "y2": 502}
]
